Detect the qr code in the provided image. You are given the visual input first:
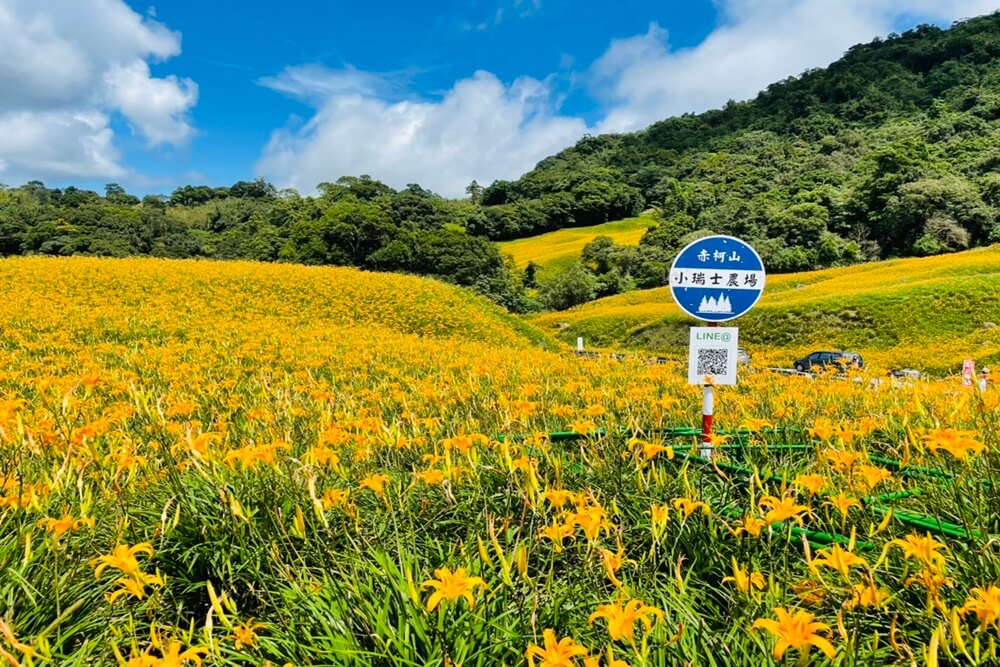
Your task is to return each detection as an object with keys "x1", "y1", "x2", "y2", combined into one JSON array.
[{"x1": 697, "y1": 348, "x2": 729, "y2": 375}]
